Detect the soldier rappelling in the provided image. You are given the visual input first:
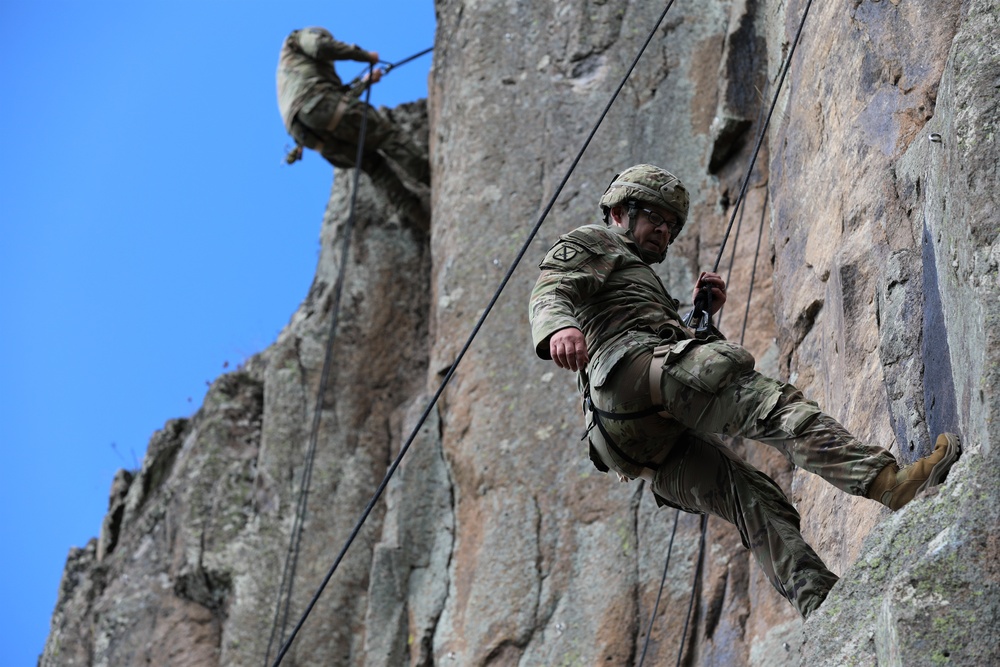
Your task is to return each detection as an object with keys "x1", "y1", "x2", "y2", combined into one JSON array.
[
  {"x1": 528, "y1": 163, "x2": 962, "y2": 619},
  {"x1": 277, "y1": 26, "x2": 429, "y2": 224}
]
